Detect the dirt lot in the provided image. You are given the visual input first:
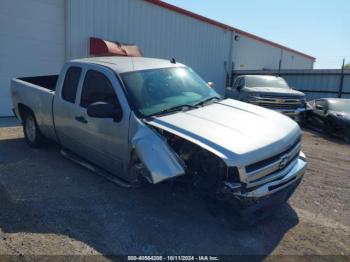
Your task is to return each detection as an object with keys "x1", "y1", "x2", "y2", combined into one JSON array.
[{"x1": 0, "y1": 124, "x2": 349, "y2": 259}]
